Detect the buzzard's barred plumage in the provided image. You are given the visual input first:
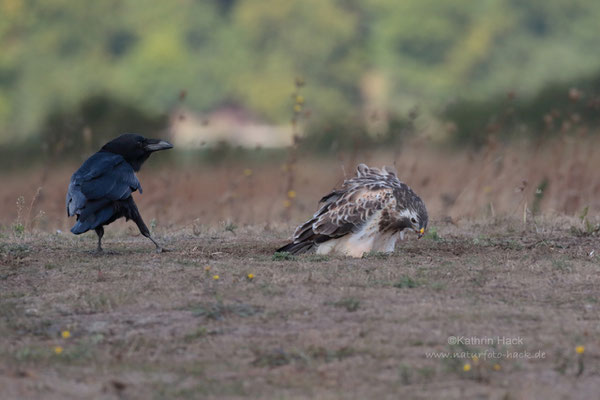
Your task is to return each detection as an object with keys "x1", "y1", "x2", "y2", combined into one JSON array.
[{"x1": 277, "y1": 164, "x2": 428, "y2": 257}]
